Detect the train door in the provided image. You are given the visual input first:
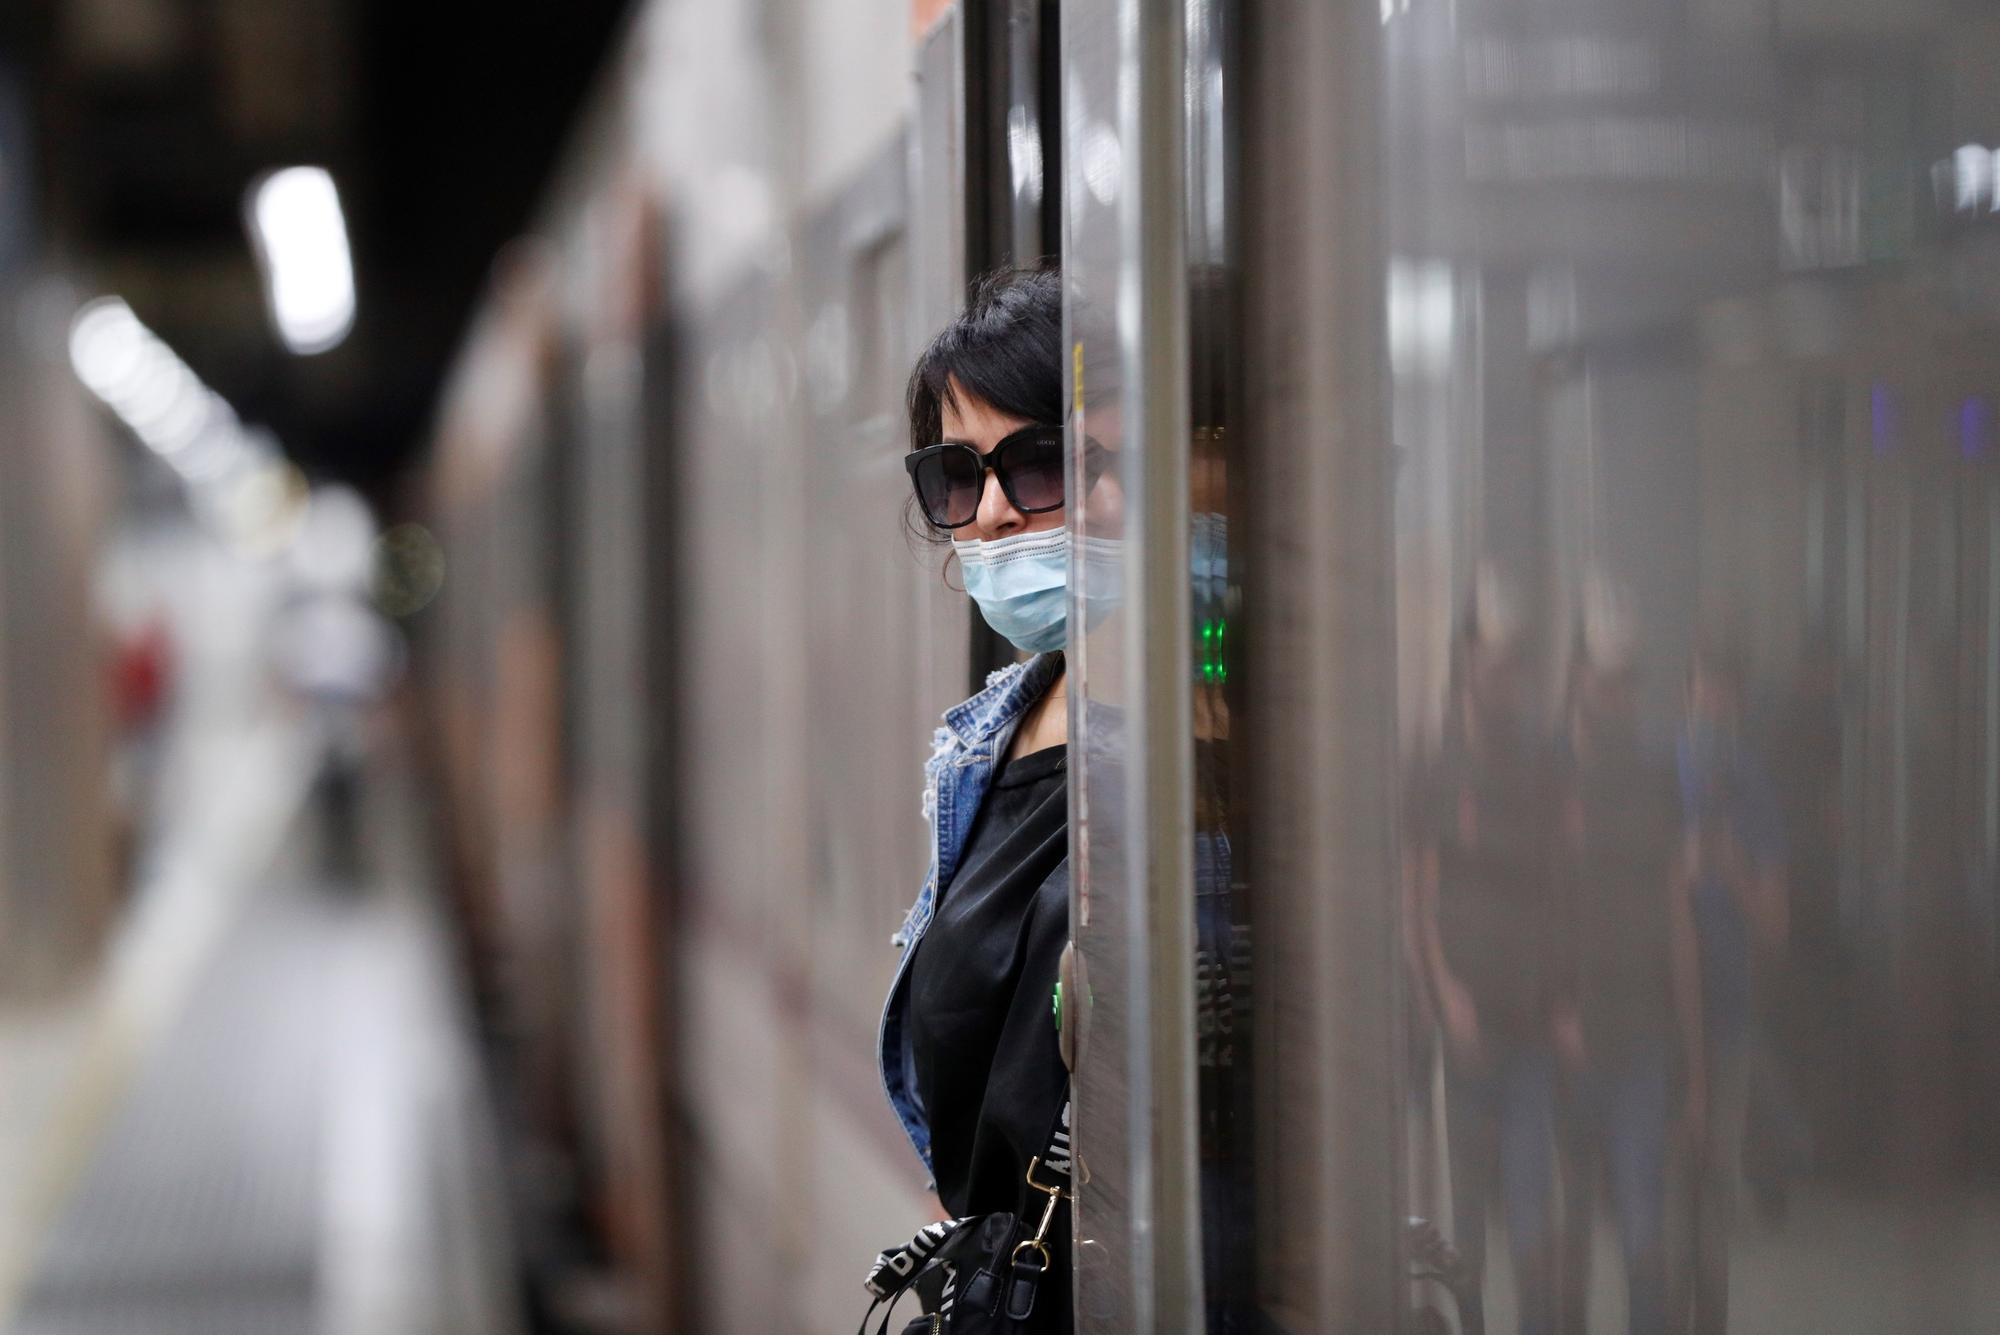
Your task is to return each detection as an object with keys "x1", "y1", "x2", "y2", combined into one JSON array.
[
  {"x1": 1065, "y1": 0, "x2": 2000, "y2": 1332},
  {"x1": 1061, "y1": 0, "x2": 1252, "y2": 1328},
  {"x1": 1364, "y1": 4, "x2": 2000, "y2": 1333}
]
